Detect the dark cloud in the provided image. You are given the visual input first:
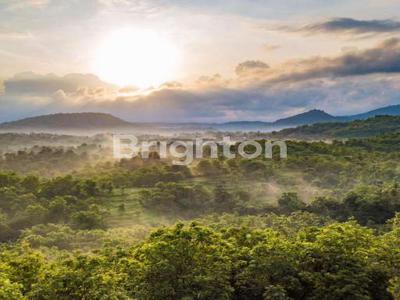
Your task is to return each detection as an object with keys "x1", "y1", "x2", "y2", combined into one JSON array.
[
  {"x1": 268, "y1": 38, "x2": 400, "y2": 83},
  {"x1": 299, "y1": 18, "x2": 400, "y2": 35},
  {"x1": 55, "y1": 85, "x2": 319, "y2": 122},
  {"x1": 235, "y1": 60, "x2": 270, "y2": 77},
  {"x1": 93, "y1": 76, "x2": 400, "y2": 122}
]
